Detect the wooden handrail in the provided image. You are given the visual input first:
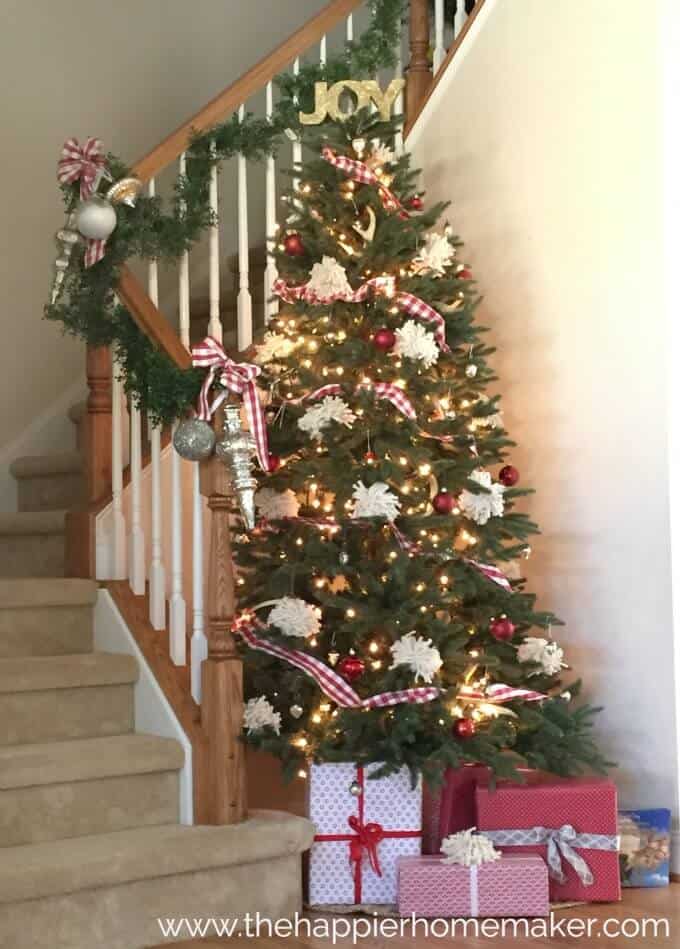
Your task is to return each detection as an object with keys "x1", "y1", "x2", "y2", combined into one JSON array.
[
  {"x1": 133, "y1": 0, "x2": 364, "y2": 183},
  {"x1": 117, "y1": 265, "x2": 192, "y2": 369}
]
